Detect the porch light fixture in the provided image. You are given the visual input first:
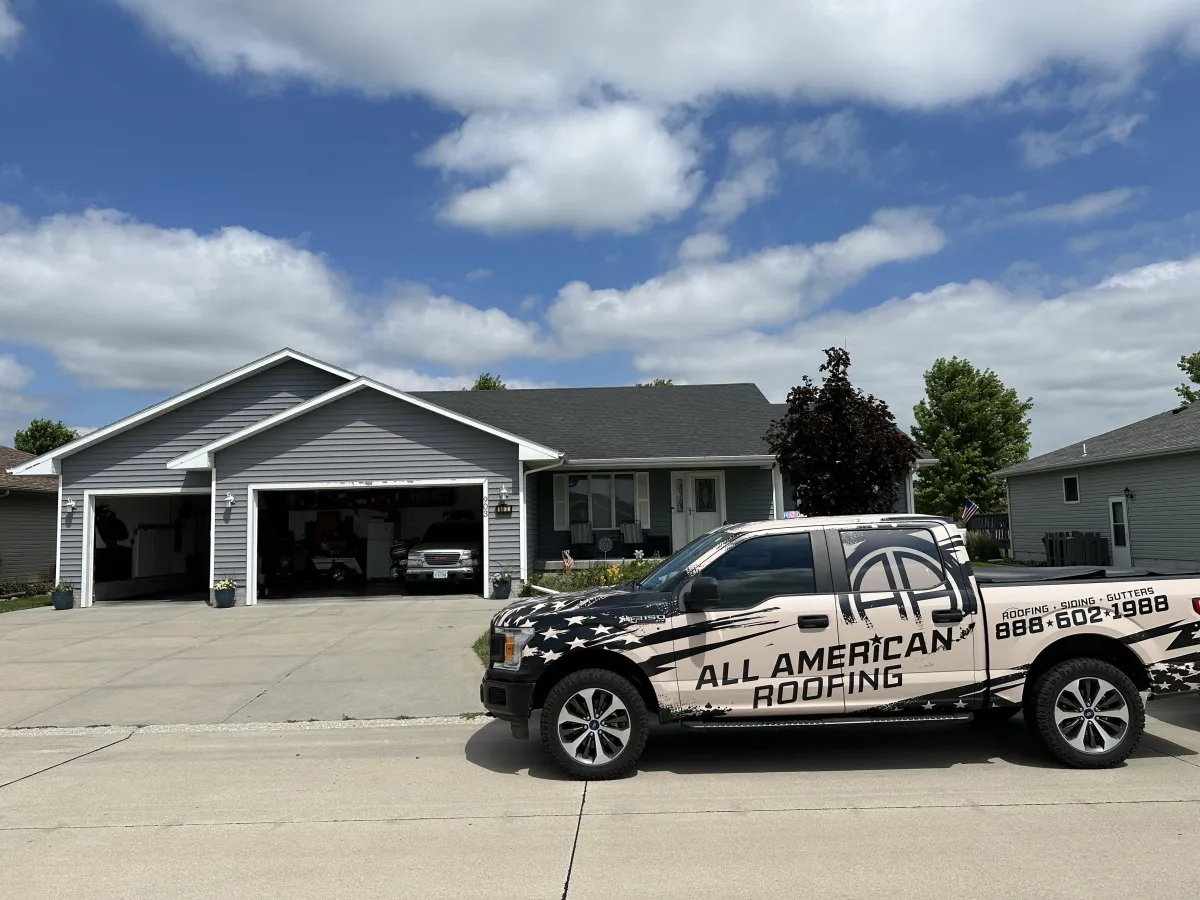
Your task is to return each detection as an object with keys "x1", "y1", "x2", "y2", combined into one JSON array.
[
  {"x1": 1123, "y1": 487, "x2": 1135, "y2": 501},
  {"x1": 64, "y1": 497, "x2": 76, "y2": 511},
  {"x1": 224, "y1": 493, "x2": 236, "y2": 508},
  {"x1": 499, "y1": 484, "x2": 509, "y2": 499}
]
